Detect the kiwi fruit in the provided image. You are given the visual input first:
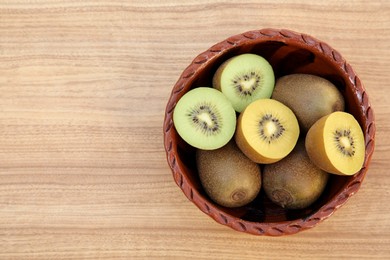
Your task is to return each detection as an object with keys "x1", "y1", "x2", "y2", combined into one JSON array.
[
  {"x1": 173, "y1": 87, "x2": 236, "y2": 150},
  {"x1": 272, "y1": 74, "x2": 345, "y2": 132},
  {"x1": 196, "y1": 141, "x2": 261, "y2": 208},
  {"x1": 235, "y1": 98, "x2": 300, "y2": 164},
  {"x1": 213, "y1": 53, "x2": 275, "y2": 112},
  {"x1": 263, "y1": 140, "x2": 329, "y2": 209},
  {"x1": 305, "y1": 111, "x2": 365, "y2": 176}
]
